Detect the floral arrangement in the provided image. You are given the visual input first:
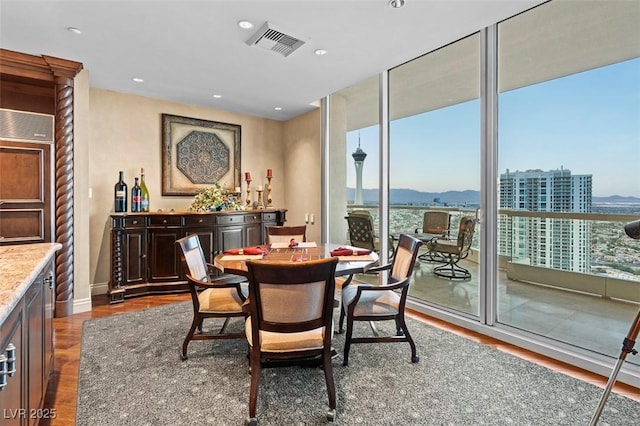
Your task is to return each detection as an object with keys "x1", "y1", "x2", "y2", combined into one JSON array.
[{"x1": 188, "y1": 182, "x2": 243, "y2": 212}]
